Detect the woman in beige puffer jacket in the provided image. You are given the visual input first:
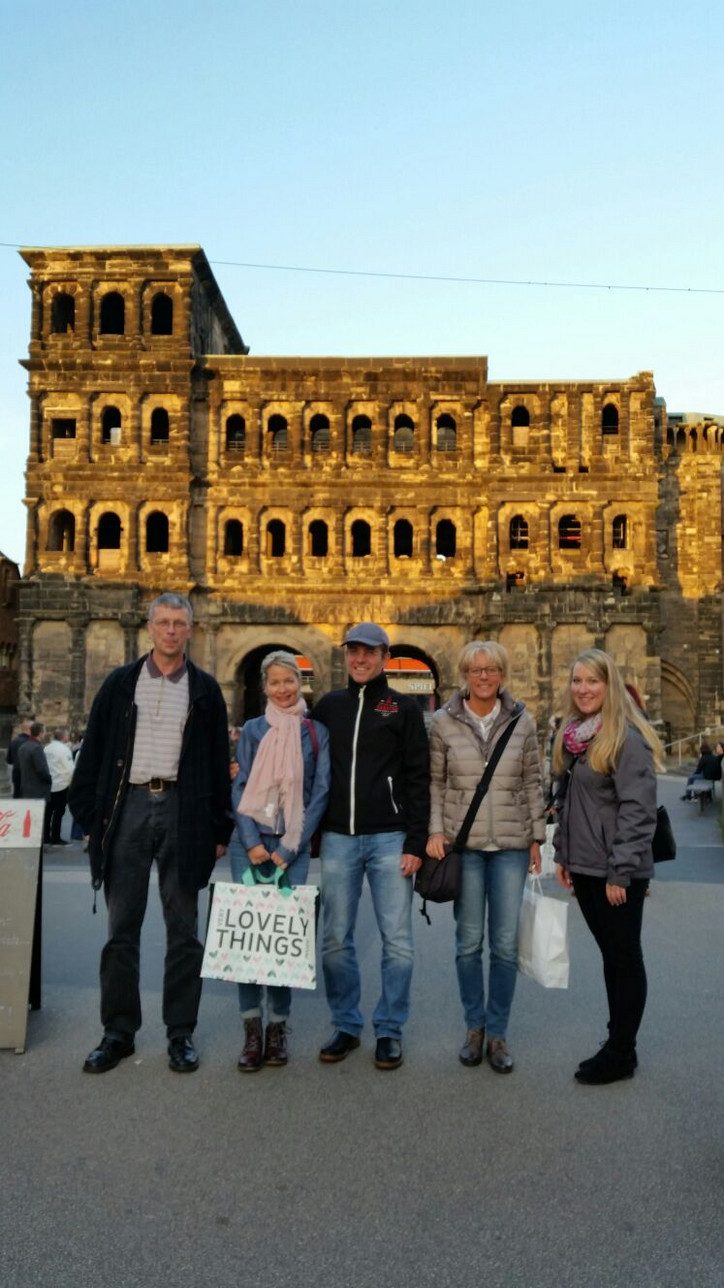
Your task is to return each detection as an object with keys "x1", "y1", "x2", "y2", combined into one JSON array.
[{"x1": 427, "y1": 640, "x2": 545, "y2": 1075}]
